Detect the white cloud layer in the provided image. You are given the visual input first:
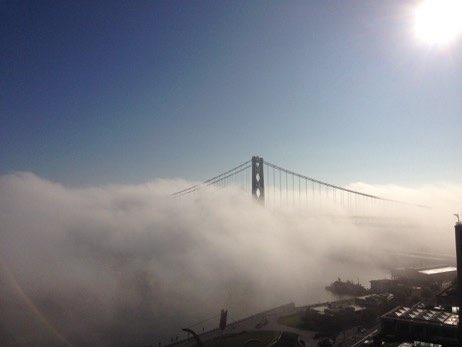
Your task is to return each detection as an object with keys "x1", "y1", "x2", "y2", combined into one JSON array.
[{"x1": 0, "y1": 172, "x2": 460, "y2": 346}]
